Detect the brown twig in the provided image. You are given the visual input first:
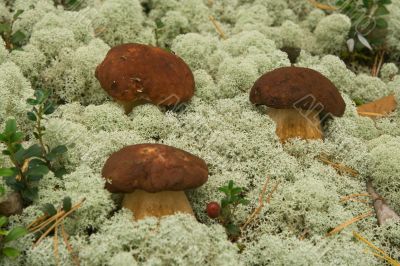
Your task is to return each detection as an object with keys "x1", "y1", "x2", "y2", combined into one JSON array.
[
  {"x1": 366, "y1": 180, "x2": 400, "y2": 226},
  {"x1": 209, "y1": 16, "x2": 227, "y2": 40},
  {"x1": 340, "y1": 193, "x2": 371, "y2": 203},
  {"x1": 308, "y1": 0, "x2": 338, "y2": 11},
  {"x1": 54, "y1": 215, "x2": 60, "y2": 266}
]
